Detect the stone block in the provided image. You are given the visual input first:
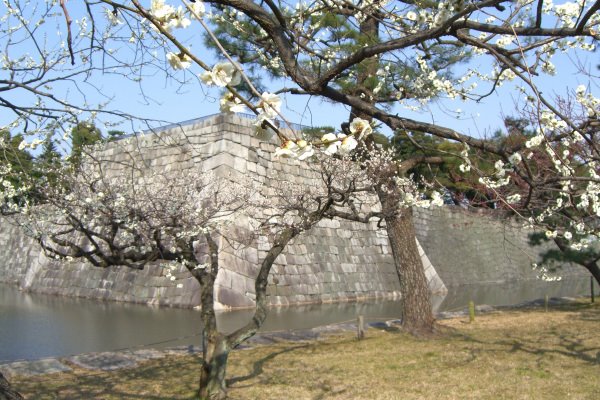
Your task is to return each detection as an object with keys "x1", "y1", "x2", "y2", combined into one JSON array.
[
  {"x1": 216, "y1": 287, "x2": 254, "y2": 308},
  {"x1": 203, "y1": 152, "x2": 235, "y2": 171},
  {"x1": 230, "y1": 272, "x2": 253, "y2": 294}
]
